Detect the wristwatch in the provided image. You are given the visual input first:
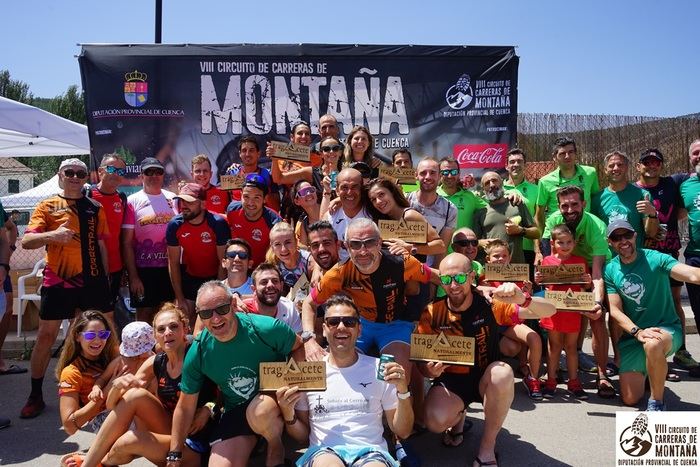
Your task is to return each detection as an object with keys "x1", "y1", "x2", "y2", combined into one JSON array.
[
  {"x1": 397, "y1": 391, "x2": 412, "y2": 400},
  {"x1": 629, "y1": 326, "x2": 640, "y2": 337},
  {"x1": 300, "y1": 330, "x2": 316, "y2": 343}
]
